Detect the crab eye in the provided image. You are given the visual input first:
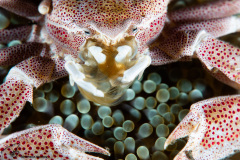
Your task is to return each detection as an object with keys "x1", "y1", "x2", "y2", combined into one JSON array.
[
  {"x1": 132, "y1": 27, "x2": 138, "y2": 33},
  {"x1": 84, "y1": 30, "x2": 91, "y2": 36}
]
